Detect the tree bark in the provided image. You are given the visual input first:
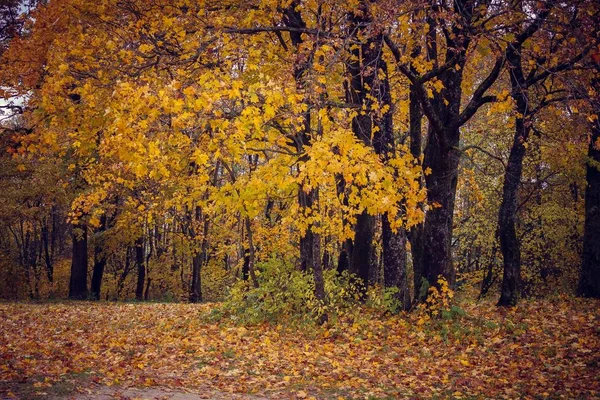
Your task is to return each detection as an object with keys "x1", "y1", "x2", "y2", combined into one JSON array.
[
  {"x1": 422, "y1": 125, "x2": 461, "y2": 288},
  {"x1": 90, "y1": 215, "x2": 107, "y2": 301},
  {"x1": 349, "y1": 211, "x2": 375, "y2": 290},
  {"x1": 408, "y1": 77, "x2": 424, "y2": 301},
  {"x1": 310, "y1": 191, "x2": 327, "y2": 324},
  {"x1": 299, "y1": 189, "x2": 317, "y2": 273},
  {"x1": 68, "y1": 223, "x2": 88, "y2": 299},
  {"x1": 41, "y1": 218, "x2": 53, "y2": 283},
  {"x1": 579, "y1": 110, "x2": 600, "y2": 298},
  {"x1": 135, "y1": 235, "x2": 145, "y2": 301},
  {"x1": 497, "y1": 118, "x2": 528, "y2": 306},
  {"x1": 344, "y1": 4, "x2": 384, "y2": 290},
  {"x1": 189, "y1": 206, "x2": 203, "y2": 303},
  {"x1": 382, "y1": 215, "x2": 411, "y2": 311},
  {"x1": 190, "y1": 252, "x2": 202, "y2": 302},
  {"x1": 244, "y1": 216, "x2": 259, "y2": 288},
  {"x1": 281, "y1": 2, "x2": 326, "y2": 322},
  {"x1": 498, "y1": 43, "x2": 529, "y2": 307}
]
